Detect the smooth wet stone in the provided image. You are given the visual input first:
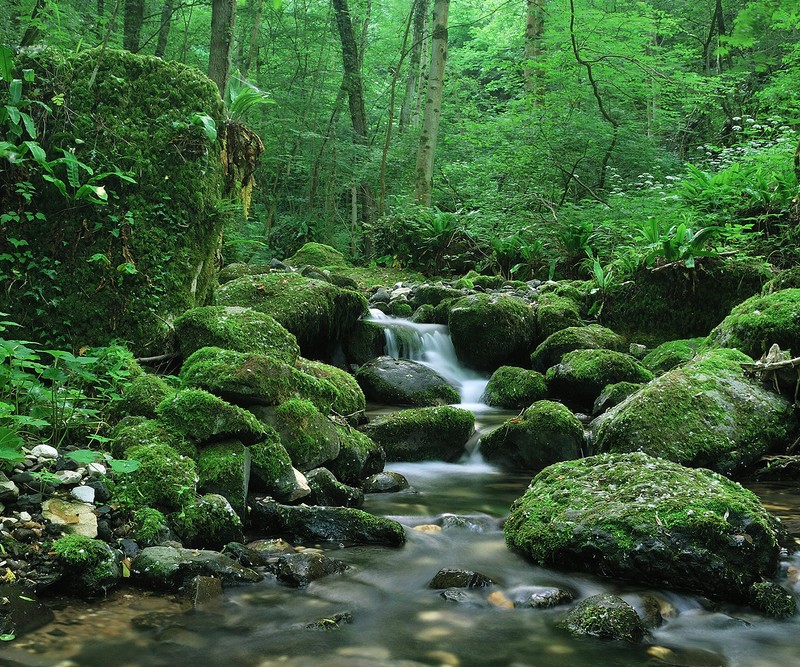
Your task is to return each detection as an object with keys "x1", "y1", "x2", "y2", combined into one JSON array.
[
  {"x1": 355, "y1": 357, "x2": 459, "y2": 407},
  {"x1": 185, "y1": 575, "x2": 224, "y2": 611},
  {"x1": 509, "y1": 585, "x2": 574, "y2": 609},
  {"x1": 30, "y1": 444, "x2": 59, "y2": 460},
  {"x1": 562, "y1": 593, "x2": 645, "y2": 642},
  {"x1": 0, "y1": 583, "x2": 54, "y2": 637},
  {"x1": 362, "y1": 471, "x2": 409, "y2": 493},
  {"x1": 0, "y1": 472, "x2": 19, "y2": 503},
  {"x1": 439, "y1": 514, "x2": 494, "y2": 533},
  {"x1": 131, "y1": 546, "x2": 262, "y2": 590},
  {"x1": 266, "y1": 551, "x2": 349, "y2": 588},
  {"x1": 428, "y1": 568, "x2": 496, "y2": 589}
]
